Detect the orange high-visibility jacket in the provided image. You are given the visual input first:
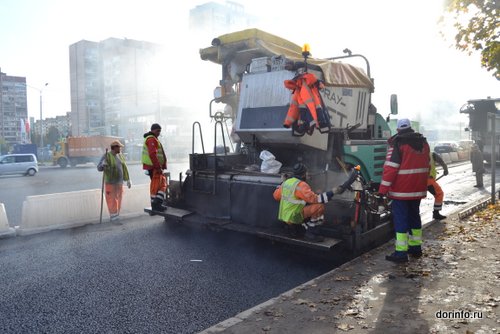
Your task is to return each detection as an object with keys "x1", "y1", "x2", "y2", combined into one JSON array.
[{"x1": 283, "y1": 72, "x2": 324, "y2": 132}]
